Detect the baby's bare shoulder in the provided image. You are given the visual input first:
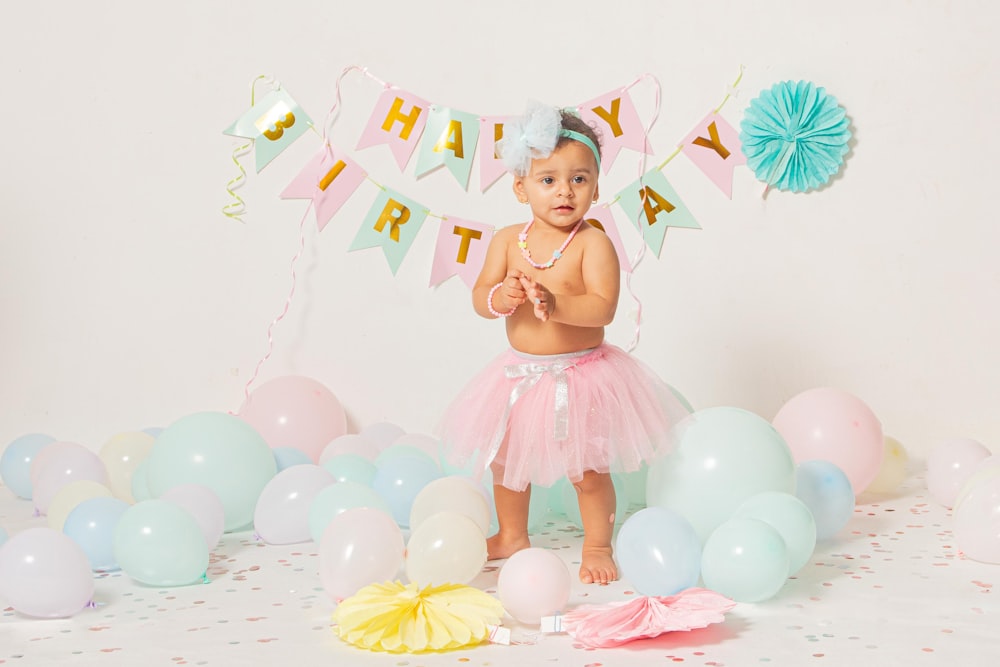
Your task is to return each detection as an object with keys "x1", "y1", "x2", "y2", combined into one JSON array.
[
  {"x1": 579, "y1": 223, "x2": 617, "y2": 250},
  {"x1": 495, "y1": 223, "x2": 523, "y2": 239}
]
